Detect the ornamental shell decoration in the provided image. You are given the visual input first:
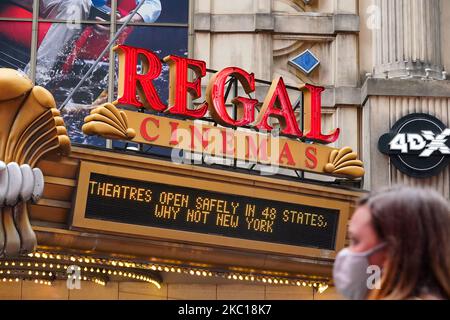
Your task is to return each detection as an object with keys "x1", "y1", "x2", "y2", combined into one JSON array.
[
  {"x1": 0, "y1": 68, "x2": 71, "y2": 257},
  {"x1": 324, "y1": 147, "x2": 364, "y2": 179},
  {"x1": 82, "y1": 103, "x2": 136, "y2": 140}
]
